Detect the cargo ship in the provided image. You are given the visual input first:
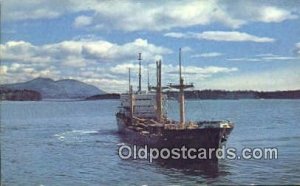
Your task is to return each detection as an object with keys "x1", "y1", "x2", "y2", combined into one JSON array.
[{"x1": 116, "y1": 49, "x2": 234, "y2": 160}]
